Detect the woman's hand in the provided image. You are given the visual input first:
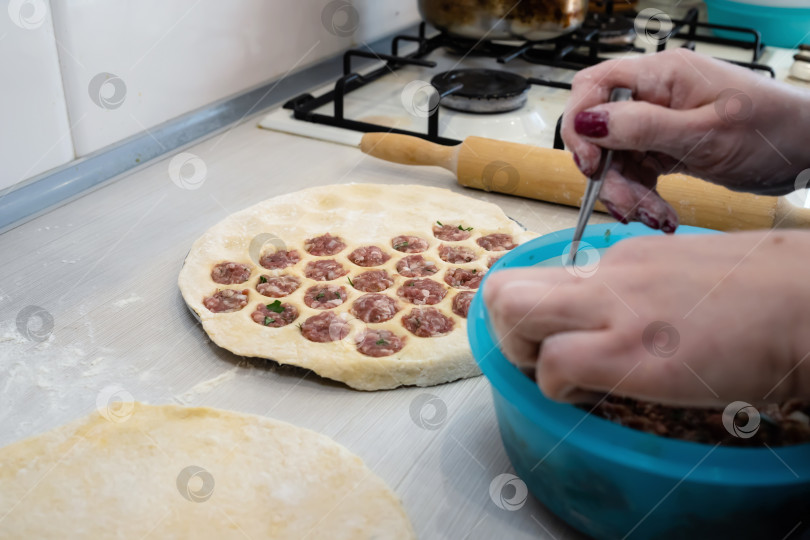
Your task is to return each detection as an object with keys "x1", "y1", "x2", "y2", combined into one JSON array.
[
  {"x1": 483, "y1": 230, "x2": 810, "y2": 407},
  {"x1": 561, "y1": 49, "x2": 810, "y2": 232}
]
